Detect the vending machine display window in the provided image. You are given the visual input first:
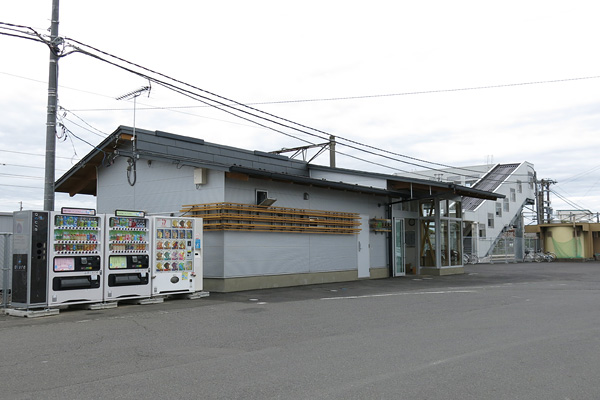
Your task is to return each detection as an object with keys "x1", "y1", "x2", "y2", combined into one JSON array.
[
  {"x1": 54, "y1": 257, "x2": 75, "y2": 272},
  {"x1": 109, "y1": 255, "x2": 128, "y2": 269},
  {"x1": 151, "y1": 217, "x2": 202, "y2": 295},
  {"x1": 108, "y1": 216, "x2": 149, "y2": 253},
  {"x1": 53, "y1": 214, "x2": 101, "y2": 254}
]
